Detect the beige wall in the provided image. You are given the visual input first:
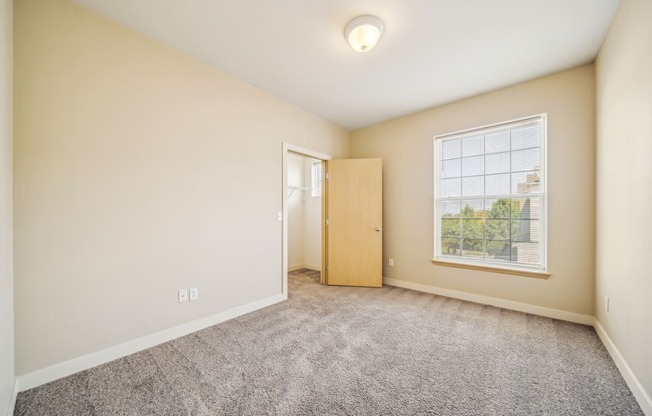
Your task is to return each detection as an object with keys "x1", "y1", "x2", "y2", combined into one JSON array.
[
  {"x1": 13, "y1": 0, "x2": 349, "y2": 376},
  {"x1": 0, "y1": 0, "x2": 14, "y2": 411},
  {"x1": 351, "y1": 65, "x2": 595, "y2": 315},
  {"x1": 596, "y1": 0, "x2": 652, "y2": 401}
]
